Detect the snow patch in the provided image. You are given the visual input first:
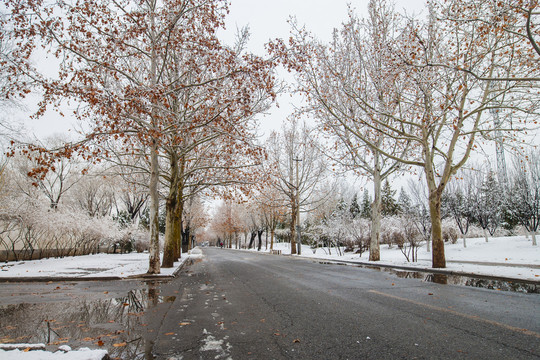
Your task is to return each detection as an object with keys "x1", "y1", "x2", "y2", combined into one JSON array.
[
  {"x1": 200, "y1": 331, "x2": 231, "y2": 359},
  {"x1": 0, "y1": 347, "x2": 108, "y2": 360},
  {"x1": 247, "y1": 236, "x2": 540, "y2": 281},
  {"x1": 0, "y1": 252, "x2": 191, "y2": 278}
]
